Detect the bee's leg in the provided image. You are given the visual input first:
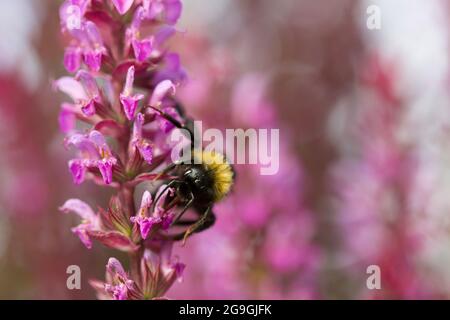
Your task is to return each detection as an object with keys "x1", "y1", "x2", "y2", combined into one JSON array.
[
  {"x1": 154, "y1": 161, "x2": 181, "y2": 181},
  {"x1": 165, "y1": 207, "x2": 215, "y2": 243},
  {"x1": 152, "y1": 179, "x2": 178, "y2": 212},
  {"x1": 192, "y1": 210, "x2": 216, "y2": 233},
  {"x1": 170, "y1": 192, "x2": 194, "y2": 226},
  {"x1": 180, "y1": 206, "x2": 214, "y2": 245},
  {"x1": 148, "y1": 106, "x2": 194, "y2": 138},
  {"x1": 173, "y1": 208, "x2": 216, "y2": 228}
]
